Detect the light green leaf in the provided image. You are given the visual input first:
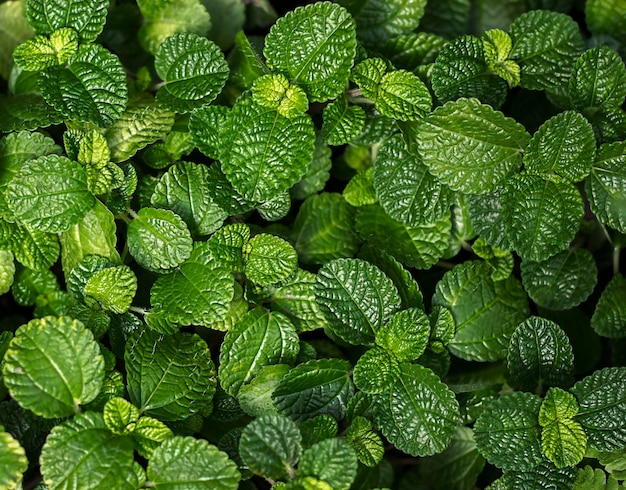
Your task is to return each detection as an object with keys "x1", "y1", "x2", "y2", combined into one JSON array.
[
  {"x1": 521, "y1": 249, "x2": 598, "y2": 311},
  {"x1": 471, "y1": 237, "x2": 513, "y2": 281},
  {"x1": 137, "y1": 0, "x2": 211, "y2": 55},
  {"x1": 0, "y1": 427, "x2": 27, "y2": 490},
  {"x1": 292, "y1": 193, "x2": 360, "y2": 265},
  {"x1": 155, "y1": 32, "x2": 229, "y2": 113},
  {"x1": 573, "y1": 466, "x2": 623, "y2": 490},
  {"x1": 11, "y1": 267, "x2": 58, "y2": 306},
  {"x1": 591, "y1": 274, "x2": 626, "y2": 338},
  {"x1": 3, "y1": 316, "x2": 104, "y2": 418},
  {"x1": 147, "y1": 436, "x2": 240, "y2": 490},
  {"x1": 208, "y1": 222, "x2": 250, "y2": 273},
  {"x1": 502, "y1": 461, "x2": 577, "y2": 490},
  {"x1": 416, "y1": 98, "x2": 529, "y2": 194},
  {"x1": 374, "y1": 134, "x2": 453, "y2": 225},
  {"x1": 588, "y1": 447, "x2": 626, "y2": 481},
  {"x1": 264, "y1": 2, "x2": 356, "y2": 102},
  {"x1": 351, "y1": 58, "x2": 387, "y2": 101},
  {"x1": 40, "y1": 44, "x2": 128, "y2": 127},
  {"x1": 251, "y1": 73, "x2": 309, "y2": 118},
  {"x1": 314, "y1": 257, "x2": 400, "y2": 345},
  {"x1": 0, "y1": 250, "x2": 15, "y2": 295},
  {"x1": 125, "y1": 330, "x2": 216, "y2": 421},
  {"x1": 503, "y1": 174, "x2": 584, "y2": 261},
  {"x1": 540, "y1": 386, "x2": 580, "y2": 424},
  {"x1": 239, "y1": 364, "x2": 290, "y2": 418},
  {"x1": 345, "y1": 416, "x2": 384, "y2": 467},
  {"x1": 40, "y1": 412, "x2": 135, "y2": 490},
  {"x1": 433, "y1": 260, "x2": 529, "y2": 361},
  {"x1": 299, "y1": 438, "x2": 358, "y2": 490},
  {"x1": 509, "y1": 10, "x2": 584, "y2": 91},
  {"x1": 321, "y1": 96, "x2": 365, "y2": 146},
  {"x1": 355, "y1": 204, "x2": 451, "y2": 270},
  {"x1": 131, "y1": 415, "x2": 174, "y2": 460},
  {"x1": 26, "y1": 0, "x2": 109, "y2": 42},
  {"x1": 105, "y1": 104, "x2": 175, "y2": 163},
  {"x1": 586, "y1": 0, "x2": 626, "y2": 42},
  {"x1": 375, "y1": 70, "x2": 432, "y2": 121},
  {"x1": 353, "y1": 347, "x2": 400, "y2": 394},
  {"x1": 244, "y1": 234, "x2": 298, "y2": 286},
  {"x1": 375, "y1": 308, "x2": 430, "y2": 362},
  {"x1": 272, "y1": 358, "x2": 354, "y2": 422},
  {"x1": 570, "y1": 367, "x2": 626, "y2": 451},
  {"x1": 151, "y1": 161, "x2": 227, "y2": 236},
  {"x1": 507, "y1": 317, "x2": 574, "y2": 392},
  {"x1": 189, "y1": 104, "x2": 229, "y2": 160},
  {"x1": 375, "y1": 362, "x2": 459, "y2": 457},
  {"x1": 431, "y1": 35, "x2": 508, "y2": 108},
  {"x1": 219, "y1": 307, "x2": 299, "y2": 397},
  {"x1": 219, "y1": 94, "x2": 316, "y2": 202},
  {"x1": 103, "y1": 397, "x2": 140, "y2": 436},
  {"x1": 0, "y1": 1, "x2": 34, "y2": 79},
  {"x1": 343, "y1": 168, "x2": 377, "y2": 207},
  {"x1": 10, "y1": 224, "x2": 59, "y2": 271},
  {"x1": 524, "y1": 111, "x2": 596, "y2": 182},
  {"x1": 127, "y1": 207, "x2": 192, "y2": 273},
  {"x1": 0, "y1": 93, "x2": 63, "y2": 132},
  {"x1": 13, "y1": 31, "x2": 75, "y2": 72},
  {"x1": 570, "y1": 46, "x2": 626, "y2": 111},
  {"x1": 239, "y1": 413, "x2": 302, "y2": 481},
  {"x1": 84, "y1": 265, "x2": 137, "y2": 314},
  {"x1": 474, "y1": 391, "x2": 543, "y2": 470},
  {"x1": 586, "y1": 141, "x2": 626, "y2": 233}
]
